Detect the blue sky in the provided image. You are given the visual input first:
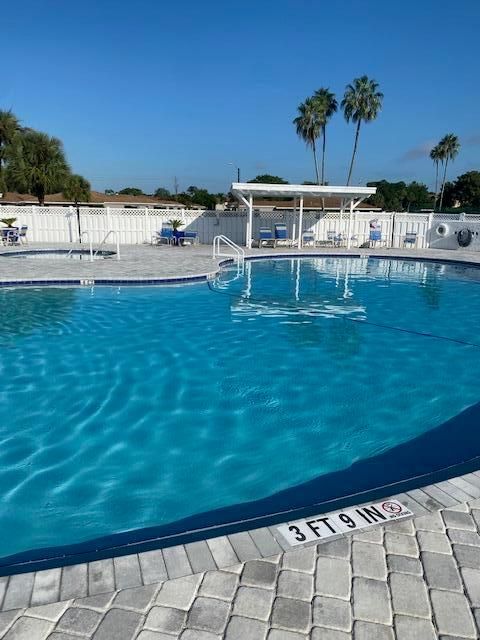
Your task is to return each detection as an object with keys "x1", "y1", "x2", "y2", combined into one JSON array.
[{"x1": 4, "y1": 0, "x2": 479, "y2": 194}]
